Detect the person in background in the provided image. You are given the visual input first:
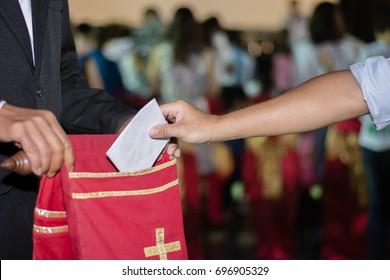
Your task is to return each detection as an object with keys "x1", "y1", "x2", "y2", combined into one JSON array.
[
  {"x1": 202, "y1": 16, "x2": 235, "y2": 88},
  {"x1": 356, "y1": 8, "x2": 390, "y2": 260},
  {"x1": 283, "y1": 0, "x2": 309, "y2": 46},
  {"x1": 271, "y1": 29, "x2": 294, "y2": 95},
  {"x1": 118, "y1": 7, "x2": 166, "y2": 103},
  {"x1": 79, "y1": 24, "x2": 128, "y2": 99},
  {"x1": 291, "y1": 2, "x2": 363, "y2": 190},
  {"x1": 73, "y1": 23, "x2": 97, "y2": 61},
  {"x1": 147, "y1": 7, "x2": 218, "y2": 108},
  {"x1": 225, "y1": 30, "x2": 257, "y2": 89},
  {"x1": 132, "y1": 7, "x2": 166, "y2": 62},
  {"x1": 292, "y1": 2, "x2": 362, "y2": 87}
]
